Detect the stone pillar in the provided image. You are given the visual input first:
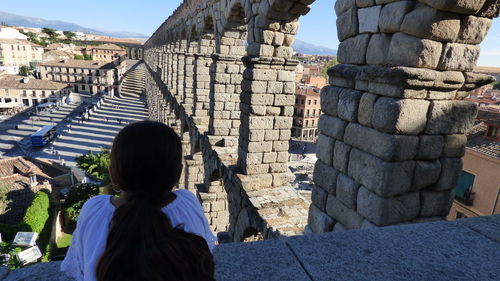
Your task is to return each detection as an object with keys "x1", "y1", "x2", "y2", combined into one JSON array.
[
  {"x1": 237, "y1": 56, "x2": 297, "y2": 189},
  {"x1": 208, "y1": 54, "x2": 243, "y2": 147},
  {"x1": 167, "y1": 43, "x2": 174, "y2": 90},
  {"x1": 199, "y1": 180, "x2": 230, "y2": 234},
  {"x1": 183, "y1": 52, "x2": 196, "y2": 115},
  {"x1": 308, "y1": 0, "x2": 497, "y2": 233},
  {"x1": 184, "y1": 153, "x2": 205, "y2": 193},
  {"x1": 192, "y1": 53, "x2": 211, "y2": 129},
  {"x1": 177, "y1": 52, "x2": 186, "y2": 102}
]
